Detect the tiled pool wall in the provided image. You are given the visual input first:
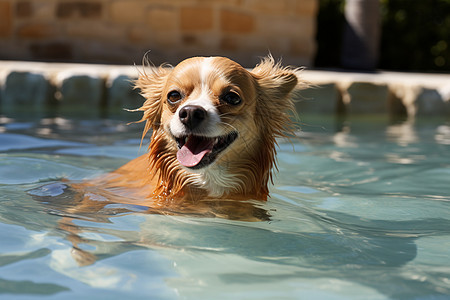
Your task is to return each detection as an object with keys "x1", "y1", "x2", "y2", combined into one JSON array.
[{"x1": 0, "y1": 61, "x2": 449, "y2": 118}]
